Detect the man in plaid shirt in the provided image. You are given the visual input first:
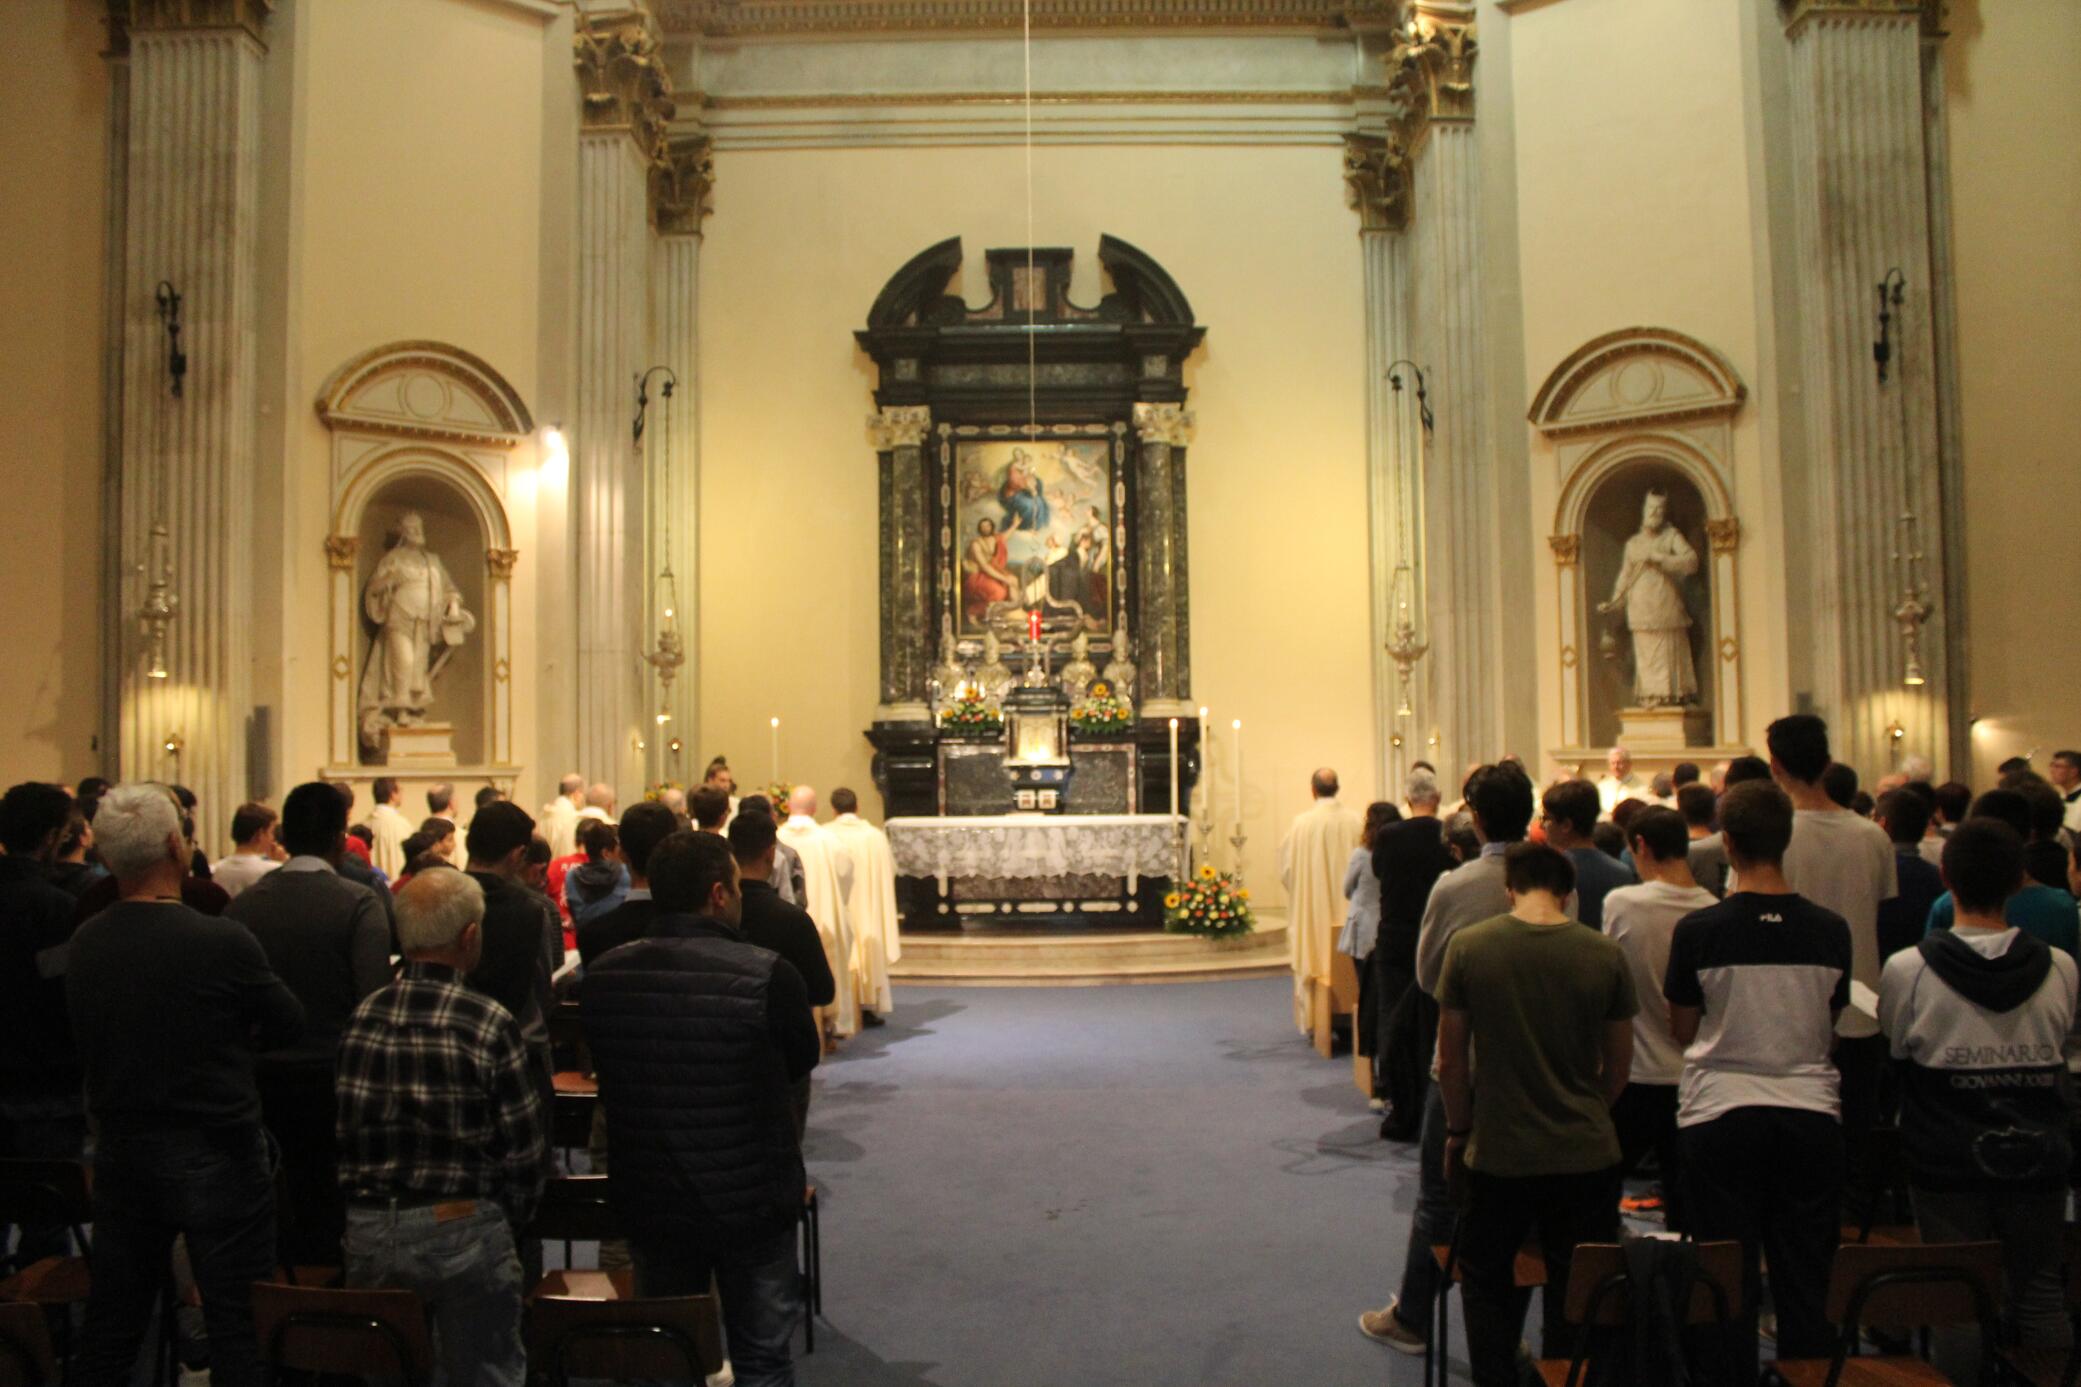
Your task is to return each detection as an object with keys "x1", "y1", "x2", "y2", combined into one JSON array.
[{"x1": 336, "y1": 868, "x2": 546, "y2": 1387}]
